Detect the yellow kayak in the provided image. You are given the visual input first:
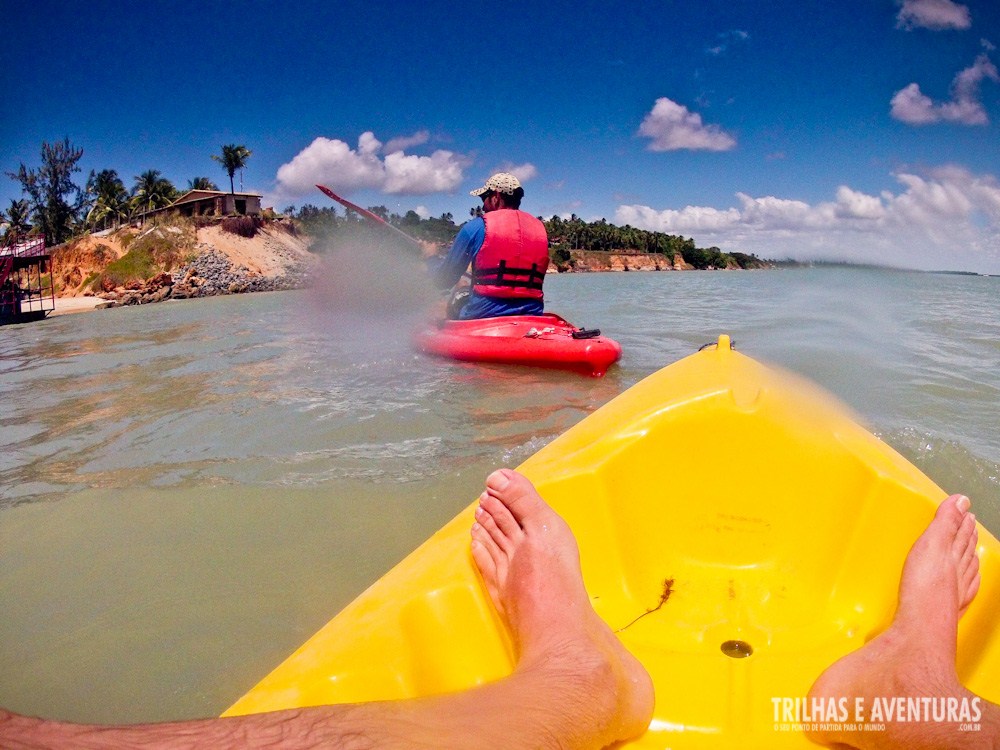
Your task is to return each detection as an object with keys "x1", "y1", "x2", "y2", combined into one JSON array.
[{"x1": 225, "y1": 336, "x2": 1000, "y2": 748}]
